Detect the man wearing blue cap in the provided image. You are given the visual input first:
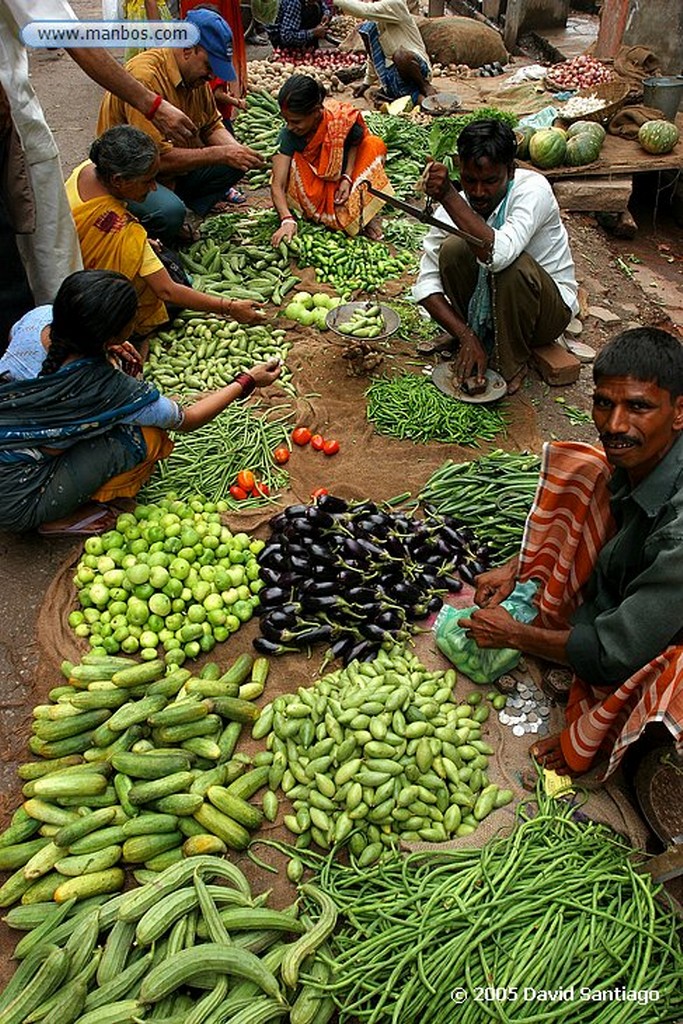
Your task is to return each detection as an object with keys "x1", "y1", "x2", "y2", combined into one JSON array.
[{"x1": 98, "y1": 8, "x2": 264, "y2": 242}]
